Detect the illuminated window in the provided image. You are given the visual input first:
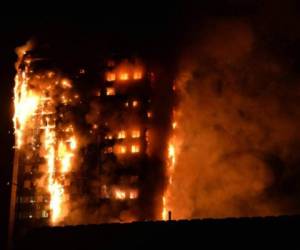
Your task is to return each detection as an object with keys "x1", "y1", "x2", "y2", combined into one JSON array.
[
  {"x1": 129, "y1": 189, "x2": 139, "y2": 199},
  {"x1": 104, "y1": 147, "x2": 113, "y2": 154},
  {"x1": 105, "y1": 134, "x2": 113, "y2": 140},
  {"x1": 119, "y1": 145, "x2": 127, "y2": 154},
  {"x1": 147, "y1": 111, "x2": 152, "y2": 118},
  {"x1": 125, "y1": 102, "x2": 129, "y2": 107},
  {"x1": 132, "y1": 100, "x2": 139, "y2": 107},
  {"x1": 114, "y1": 188, "x2": 126, "y2": 200},
  {"x1": 106, "y1": 72, "x2": 116, "y2": 82},
  {"x1": 133, "y1": 71, "x2": 142, "y2": 80},
  {"x1": 79, "y1": 68, "x2": 86, "y2": 74},
  {"x1": 106, "y1": 87, "x2": 116, "y2": 96},
  {"x1": 131, "y1": 144, "x2": 140, "y2": 153},
  {"x1": 42, "y1": 210, "x2": 49, "y2": 218},
  {"x1": 119, "y1": 72, "x2": 129, "y2": 81},
  {"x1": 117, "y1": 130, "x2": 126, "y2": 139},
  {"x1": 131, "y1": 130, "x2": 140, "y2": 138}
]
